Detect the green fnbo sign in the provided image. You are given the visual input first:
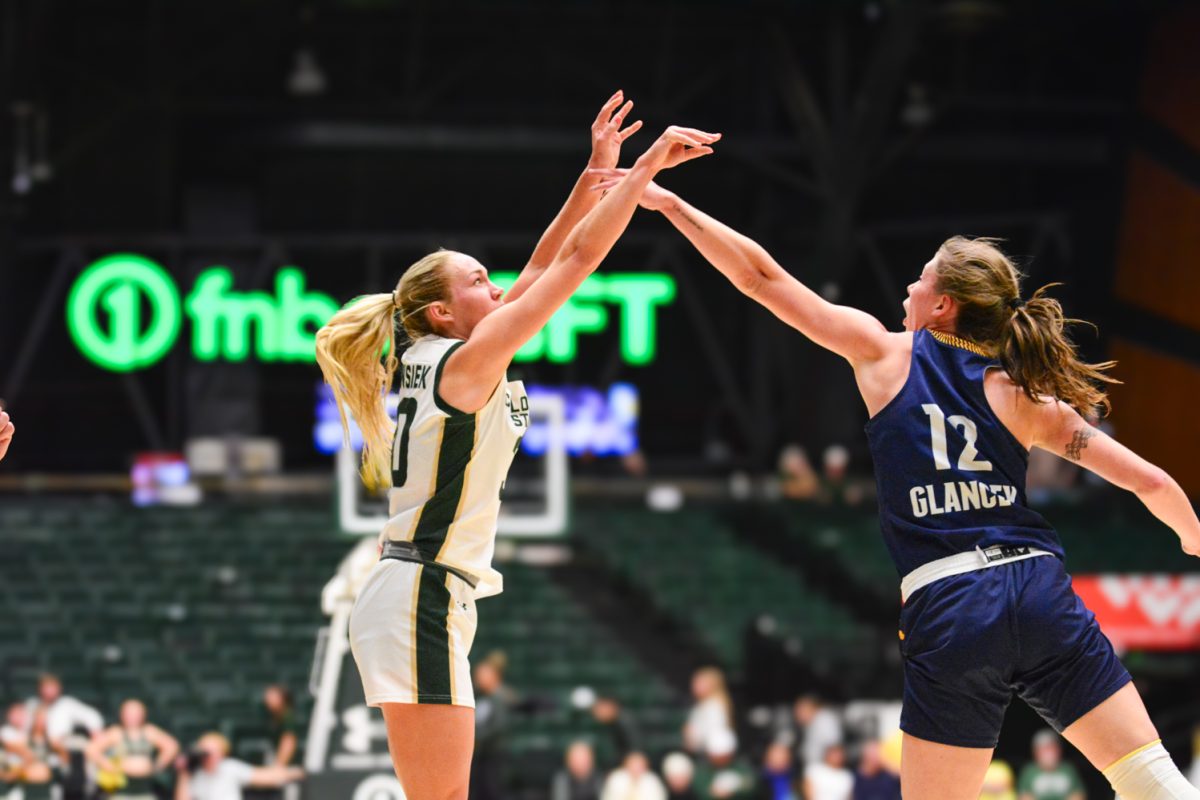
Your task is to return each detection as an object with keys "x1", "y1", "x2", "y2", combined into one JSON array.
[{"x1": 66, "y1": 254, "x2": 676, "y2": 372}]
